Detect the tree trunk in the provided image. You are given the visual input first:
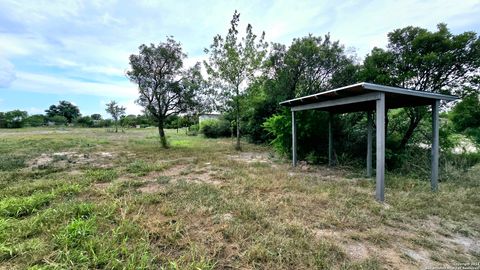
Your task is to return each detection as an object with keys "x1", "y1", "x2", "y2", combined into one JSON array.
[
  {"x1": 235, "y1": 98, "x2": 241, "y2": 151},
  {"x1": 158, "y1": 122, "x2": 168, "y2": 148},
  {"x1": 398, "y1": 110, "x2": 422, "y2": 150},
  {"x1": 115, "y1": 120, "x2": 118, "y2": 133}
]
